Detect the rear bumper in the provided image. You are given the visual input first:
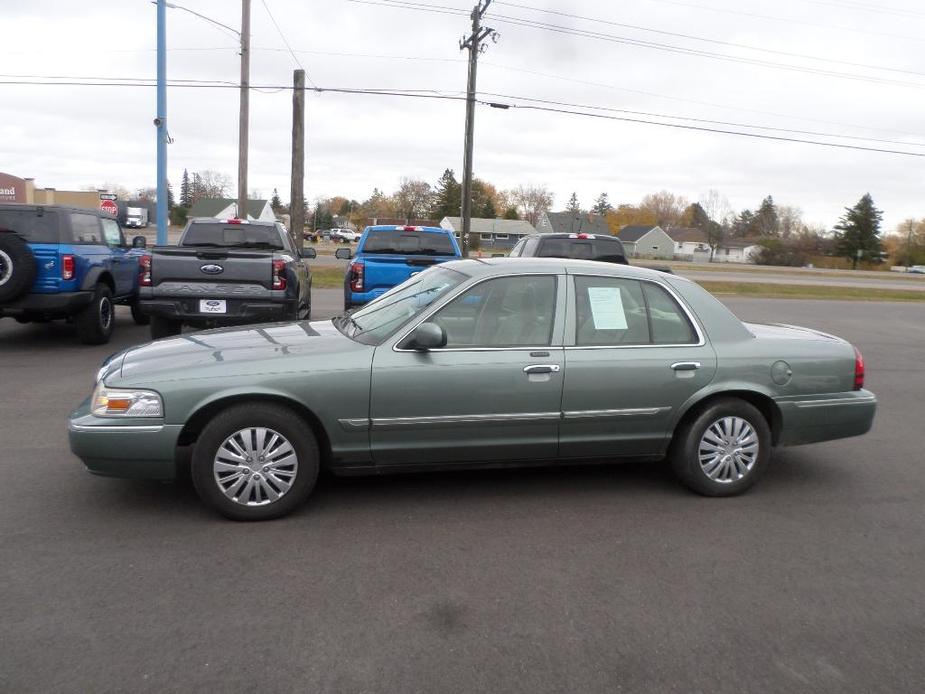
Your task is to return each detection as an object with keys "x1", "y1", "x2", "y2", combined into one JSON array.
[
  {"x1": 348, "y1": 288, "x2": 389, "y2": 306},
  {"x1": 138, "y1": 297, "x2": 295, "y2": 324},
  {"x1": 68, "y1": 403, "x2": 181, "y2": 481},
  {"x1": 0, "y1": 291, "x2": 93, "y2": 315},
  {"x1": 775, "y1": 389, "x2": 877, "y2": 446}
]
